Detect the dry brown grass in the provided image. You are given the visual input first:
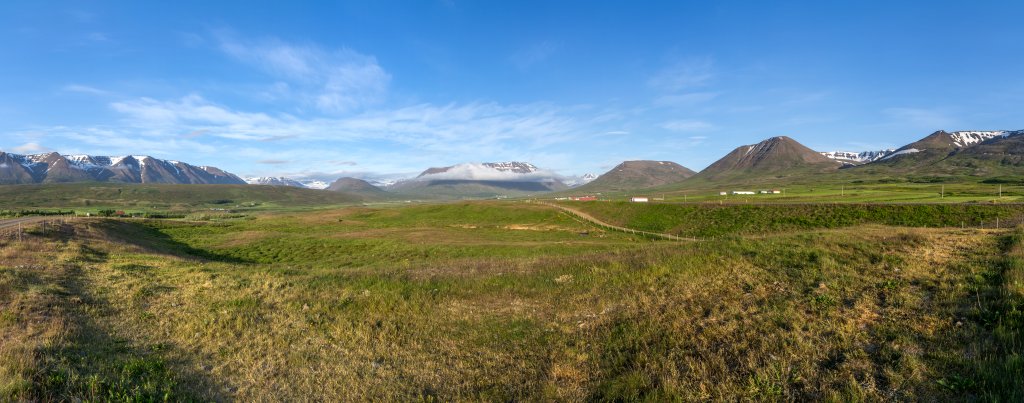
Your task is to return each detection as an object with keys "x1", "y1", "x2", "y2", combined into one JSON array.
[{"x1": 2, "y1": 213, "x2": 1021, "y2": 400}]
